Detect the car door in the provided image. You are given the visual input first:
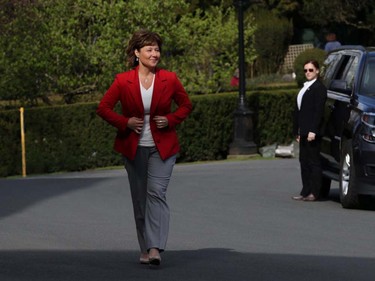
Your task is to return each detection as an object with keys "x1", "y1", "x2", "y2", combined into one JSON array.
[{"x1": 321, "y1": 52, "x2": 360, "y2": 174}]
